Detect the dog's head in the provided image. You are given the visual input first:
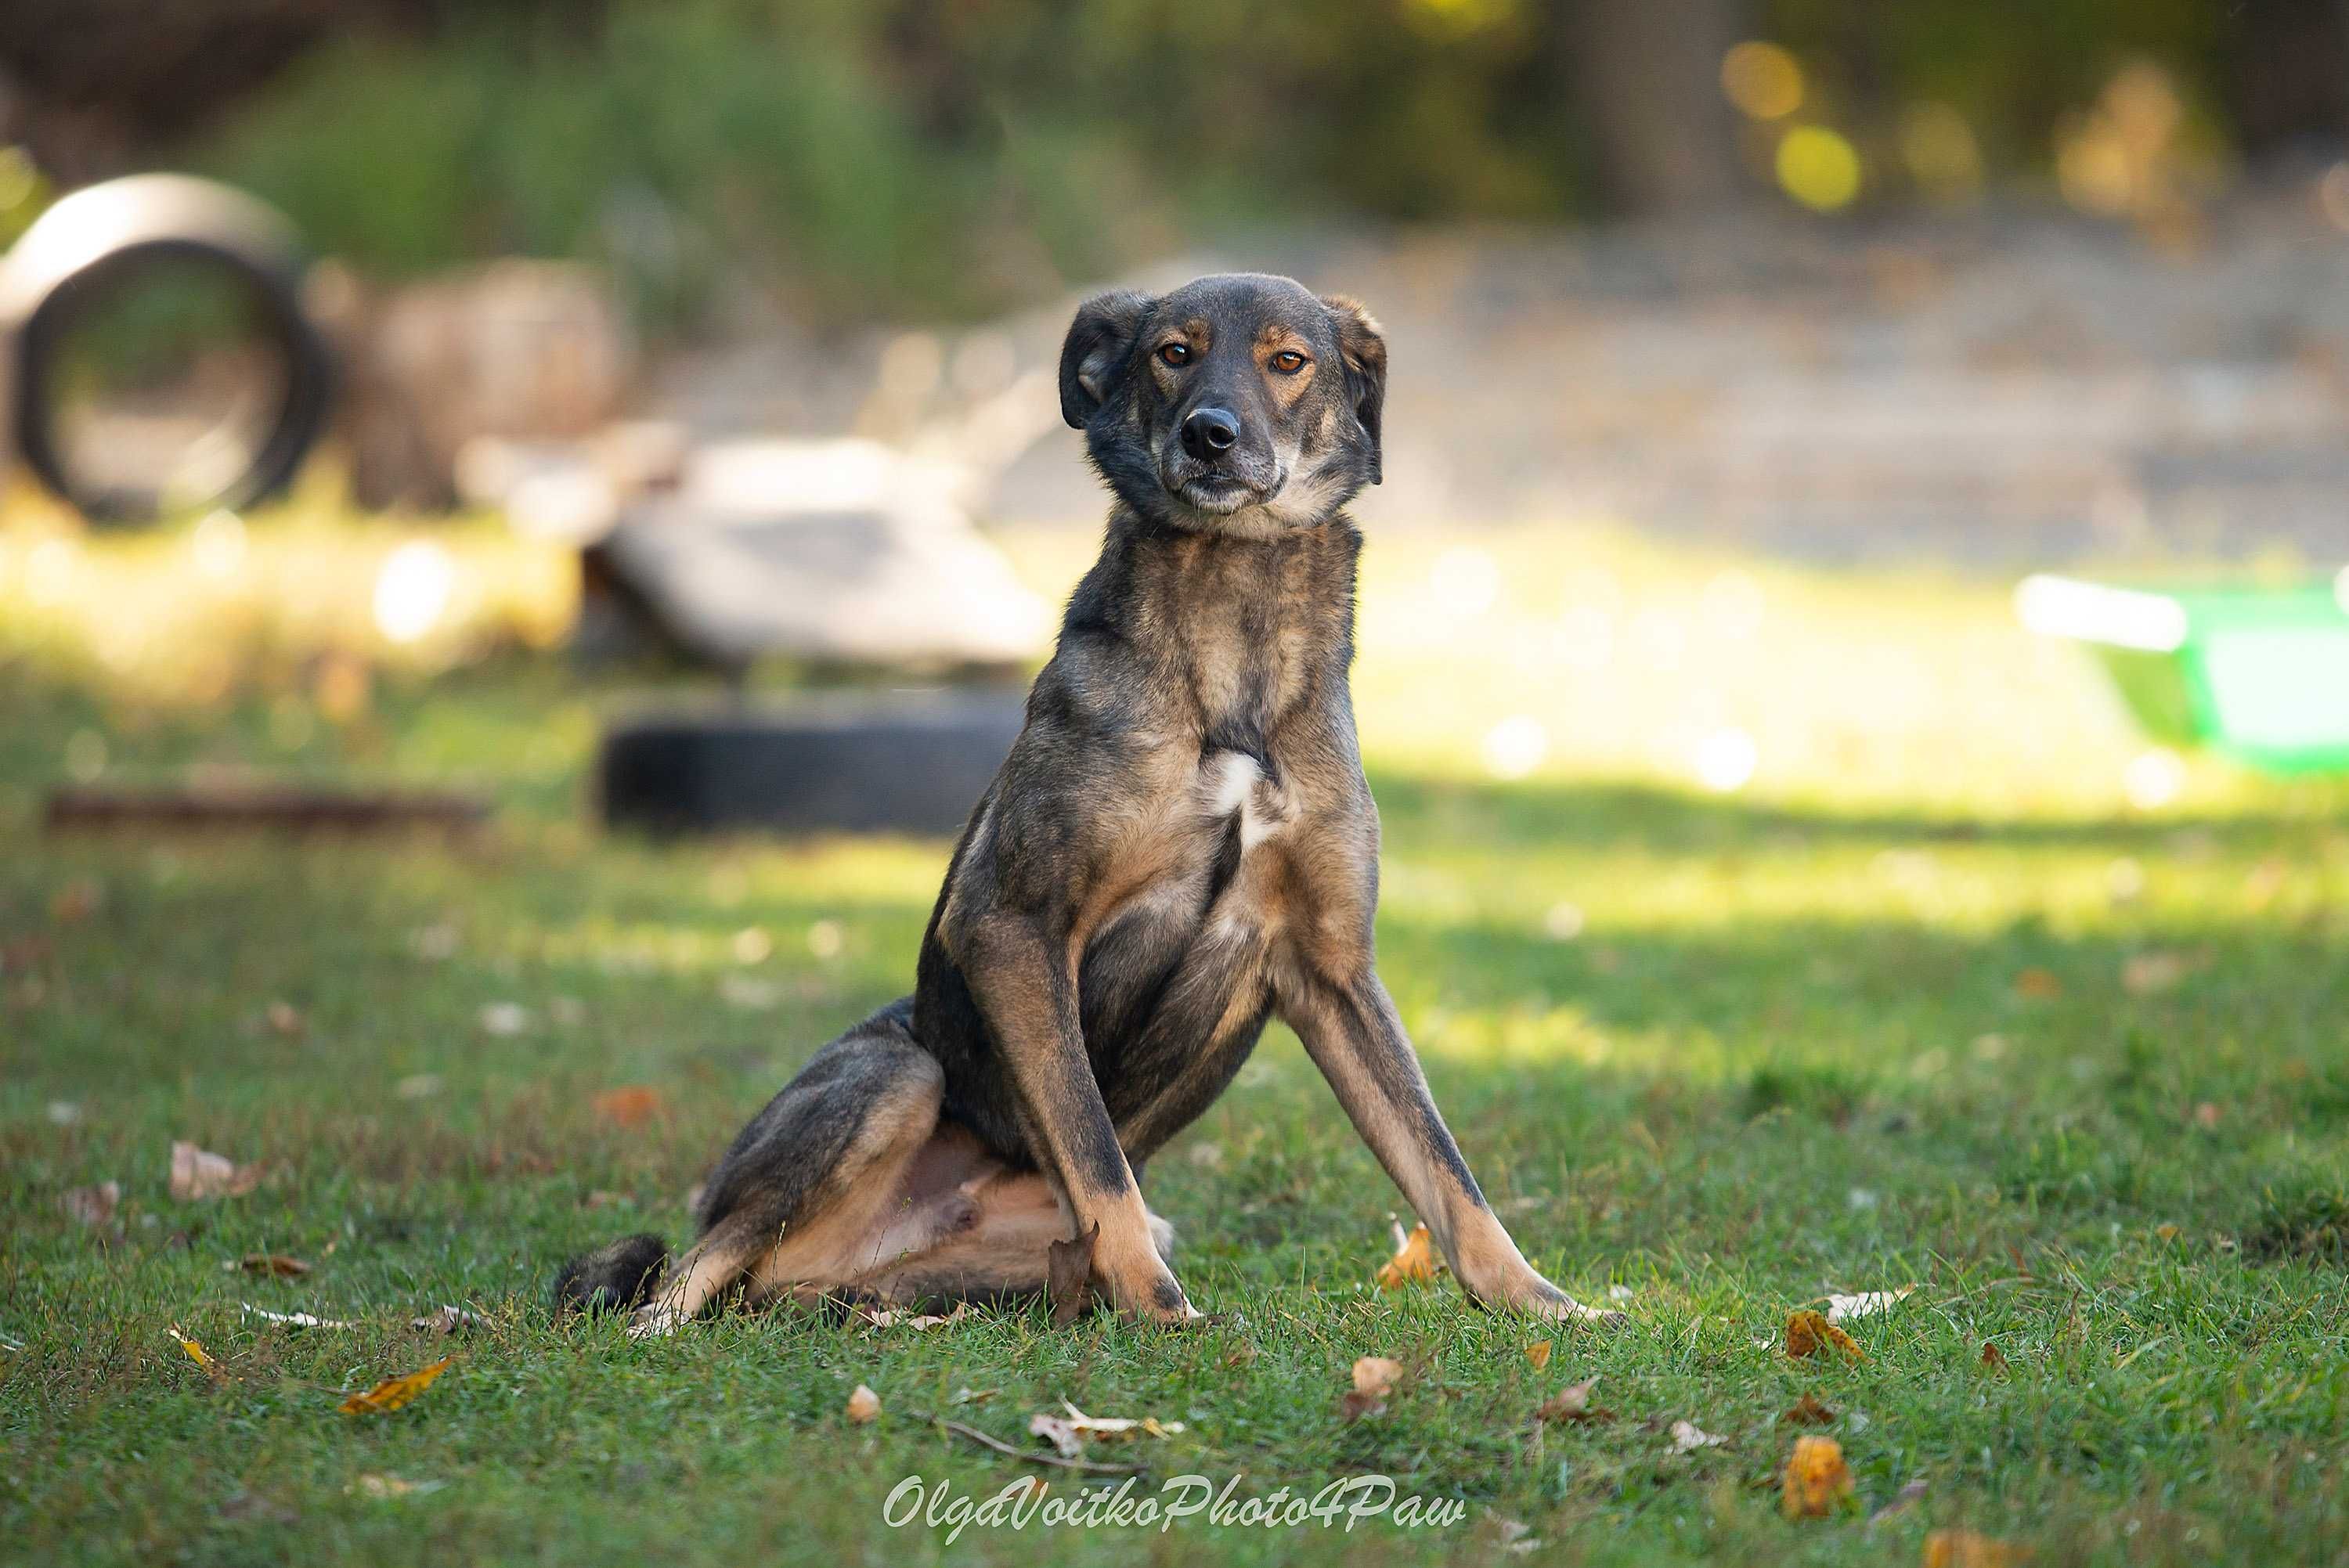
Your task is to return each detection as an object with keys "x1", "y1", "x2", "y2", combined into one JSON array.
[{"x1": 1059, "y1": 273, "x2": 1386, "y2": 537}]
